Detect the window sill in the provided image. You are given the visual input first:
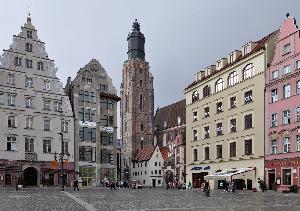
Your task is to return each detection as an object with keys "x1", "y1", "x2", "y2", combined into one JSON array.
[
  {"x1": 5, "y1": 150, "x2": 17, "y2": 152},
  {"x1": 244, "y1": 127, "x2": 254, "y2": 130}
]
